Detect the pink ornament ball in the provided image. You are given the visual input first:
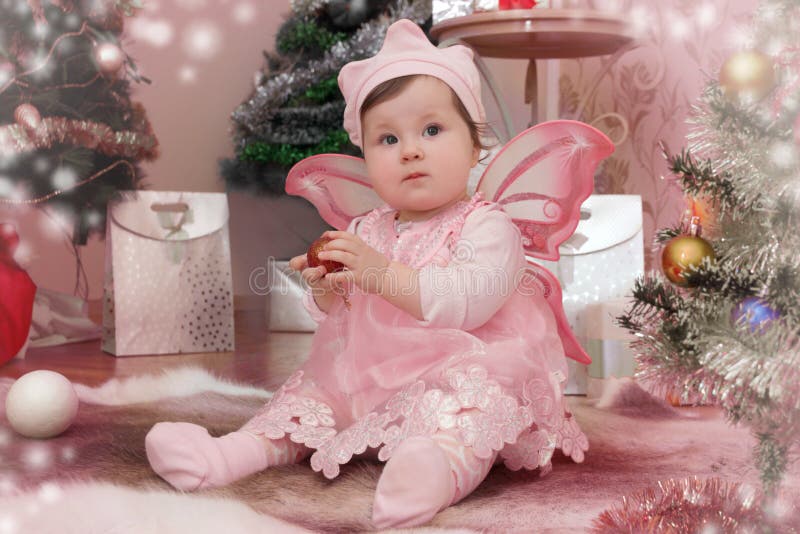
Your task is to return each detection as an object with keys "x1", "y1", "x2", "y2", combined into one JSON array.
[
  {"x1": 94, "y1": 42, "x2": 125, "y2": 75},
  {"x1": 14, "y1": 103, "x2": 42, "y2": 131},
  {"x1": 5, "y1": 370, "x2": 79, "y2": 439}
]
